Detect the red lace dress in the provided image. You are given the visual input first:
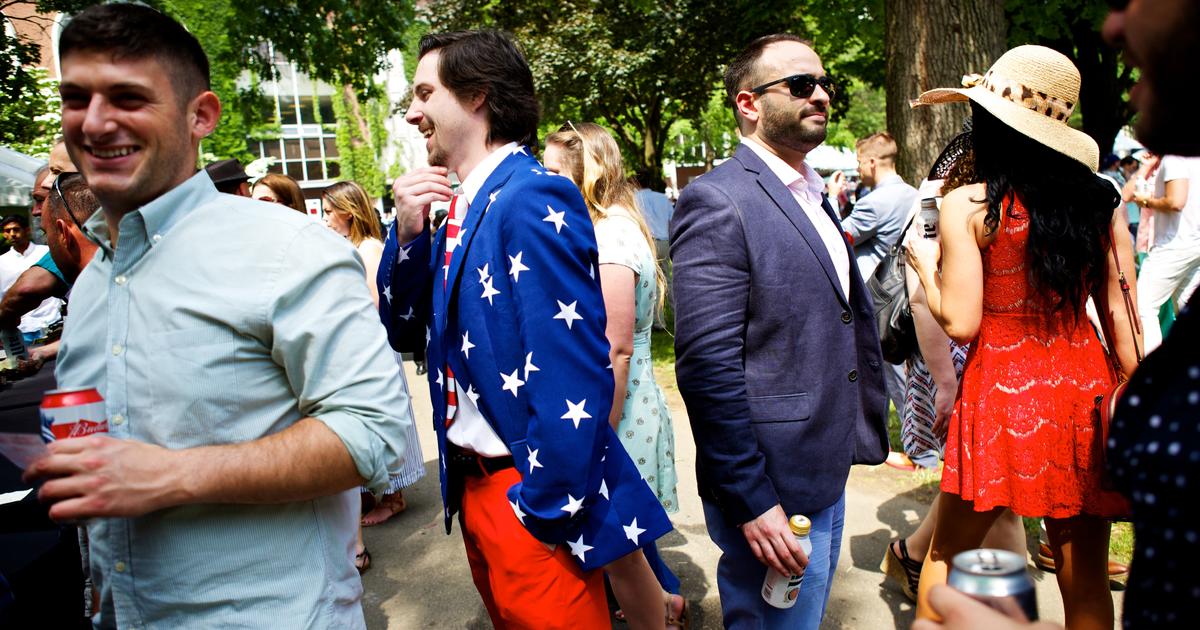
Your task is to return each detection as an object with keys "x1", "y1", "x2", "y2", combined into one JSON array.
[{"x1": 940, "y1": 197, "x2": 1130, "y2": 518}]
